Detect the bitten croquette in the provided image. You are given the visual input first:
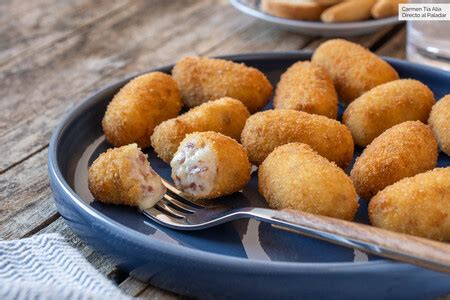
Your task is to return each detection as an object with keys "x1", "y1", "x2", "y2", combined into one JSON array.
[
  {"x1": 102, "y1": 72, "x2": 182, "y2": 148},
  {"x1": 151, "y1": 97, "x2": 250, "y2": 163},
  {"x1": 241, "y1": 109, "x2": 354, "y2": 167},
  {"x1": 171, "y1": 132, "x2": 251, "y2": 200},
  {"x1": 88, "y1": 144, "x2": 166, "y2": 209},
  {"x1": 369, "y1": 167, "x2": 450, "y2": 242},
  {"x1": 312, "y1": 39, "x2": 399, "y2": 104},
  {"x1": 259, "y1": 143, "x2": 358, "y2": 221},
  {"x1": 351, "y1": 121, "x2": 438, "y2": 201},
  {"x1": 172, "y1": 56, "x2": 273, "y2": 113},
  {"x1": 274, "y1": 61, "x2": 338, "y2": 119}
]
